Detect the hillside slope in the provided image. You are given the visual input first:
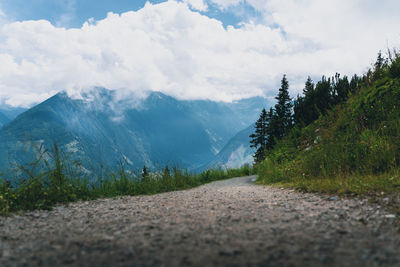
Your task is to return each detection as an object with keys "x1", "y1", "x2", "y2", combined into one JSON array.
[{"x1": 258, "y1": 54, "x2": 400, "y2": 195}]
